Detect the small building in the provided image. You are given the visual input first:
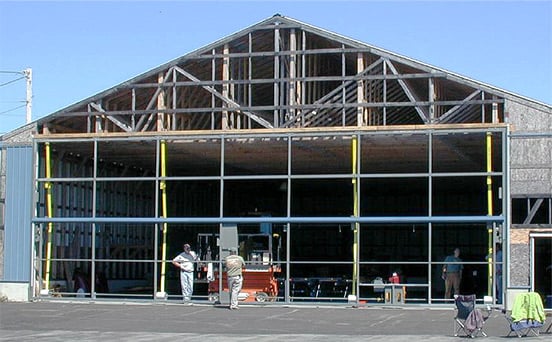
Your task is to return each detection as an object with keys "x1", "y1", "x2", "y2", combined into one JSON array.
[{"x1": 1, "y1": 15, "x2": 550, "y2": 307}]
